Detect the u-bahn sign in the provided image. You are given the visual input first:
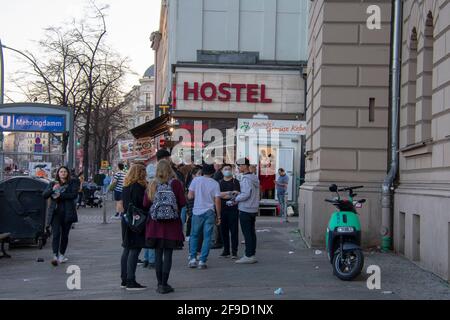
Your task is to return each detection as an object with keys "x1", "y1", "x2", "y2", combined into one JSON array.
[
  {"x1": 0, "y1": 103, "x2": 75, "y2": 168},
  {"x1": 0, "y1": 114, "x2": 66, "y2": 133}
]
